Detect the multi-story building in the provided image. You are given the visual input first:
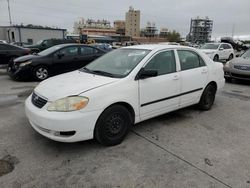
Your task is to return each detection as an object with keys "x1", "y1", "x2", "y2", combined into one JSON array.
[
  {"x1": 114, "y1": 20, "x2": 125, "y2": 35},
  {"x1": 141, "y1": 22, "x2": 158, "y2": 38},
  {"x1": 125, "y1": 7, "x2": 140, "y2": 37},
  {"x1": 73, "y1": 18, "x2": 112, "y2": 35},
  {"x1": 187, "y1": 17, "x2": 213, "y2": 44}
]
